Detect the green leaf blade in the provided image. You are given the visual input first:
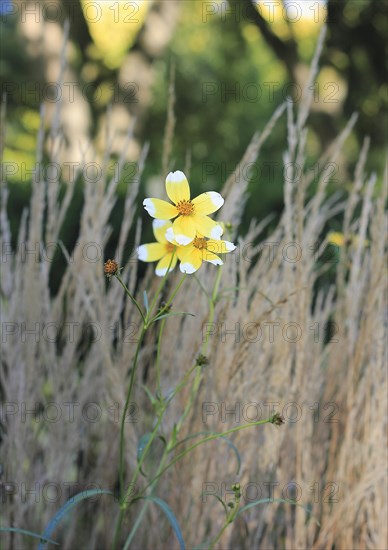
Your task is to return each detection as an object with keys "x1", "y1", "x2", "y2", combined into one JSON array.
[
  {"x1": 141, "y1": 496, "x2": 186, "y2": 550},
  {"x1": 0, "y1": 527, "x2": 59, "y2": 546},
  {"x1": 37, "y1": 489, "x2": 114, "y2": 549}
]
